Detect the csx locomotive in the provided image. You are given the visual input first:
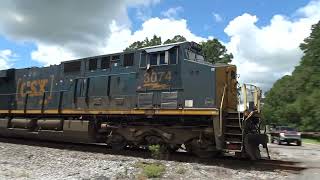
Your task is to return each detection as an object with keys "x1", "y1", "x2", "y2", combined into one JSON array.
[{"x1": 0, "y1": 41, "x2": 268, "y2": 159}]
